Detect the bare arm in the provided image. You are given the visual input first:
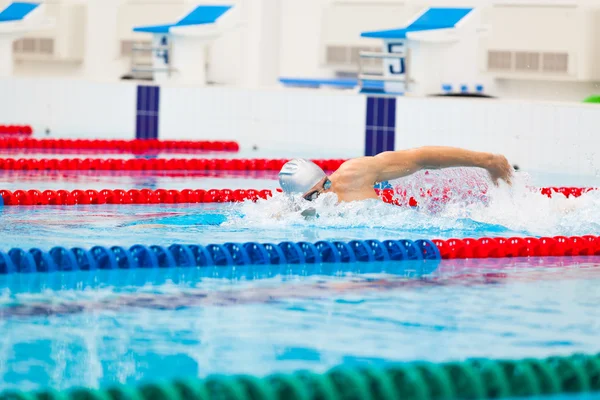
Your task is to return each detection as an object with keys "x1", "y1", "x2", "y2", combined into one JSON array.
[{"x1": 372, "y1": 146, "x2": 513, "y2": 185}]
